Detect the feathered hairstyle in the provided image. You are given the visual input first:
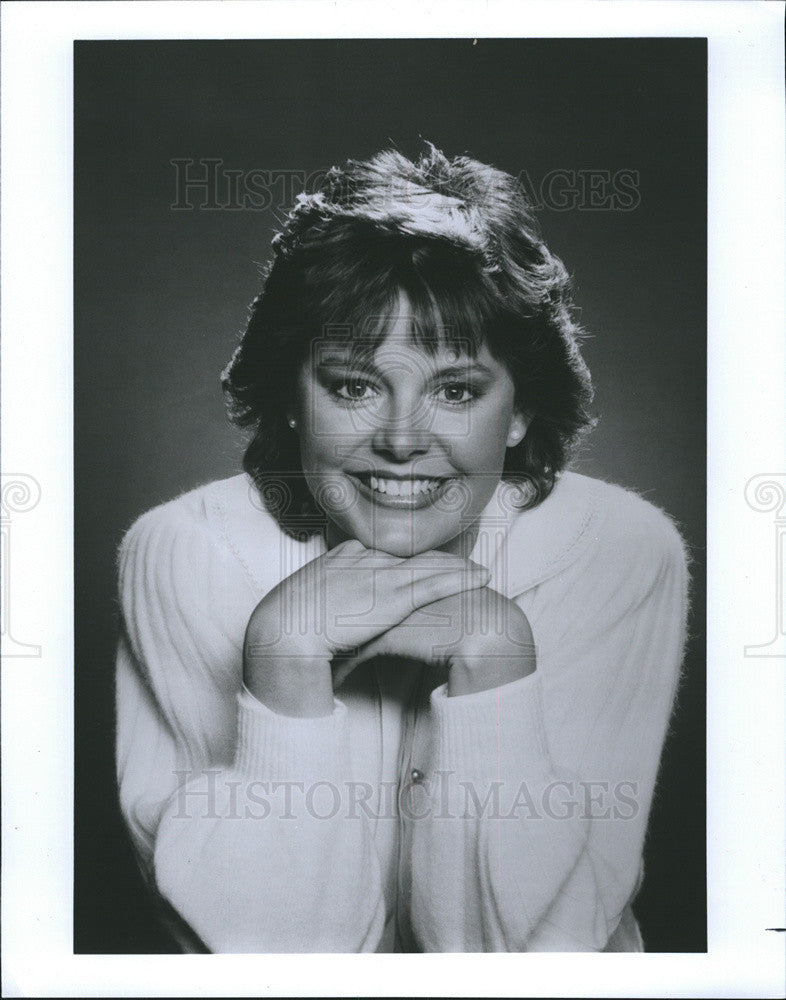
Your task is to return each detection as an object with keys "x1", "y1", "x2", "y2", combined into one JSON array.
[{"x1": 222, "y1": 143, "x2": 595, "y2": 536}]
